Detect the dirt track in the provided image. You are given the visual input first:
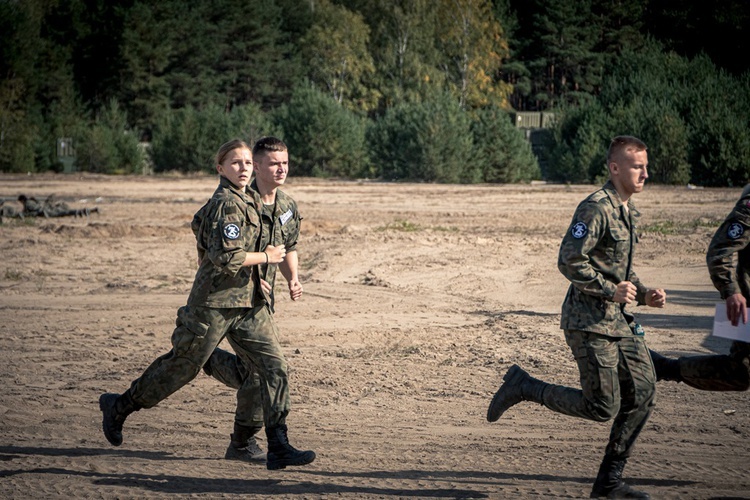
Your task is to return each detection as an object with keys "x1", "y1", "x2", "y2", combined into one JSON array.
[{"x1": 0, "y1": 174, "x2": 748, "y2": 499}]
